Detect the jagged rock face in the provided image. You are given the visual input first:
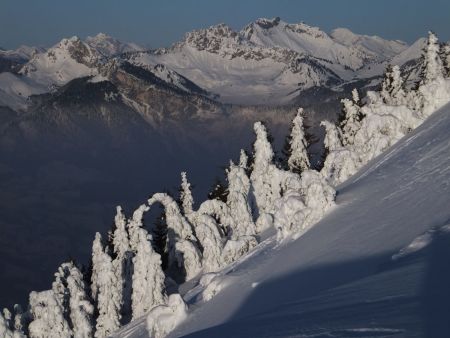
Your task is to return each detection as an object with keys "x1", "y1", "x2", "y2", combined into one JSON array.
[{"x1": 181, "y1": 23, "x2": 242, "y2": 54}]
